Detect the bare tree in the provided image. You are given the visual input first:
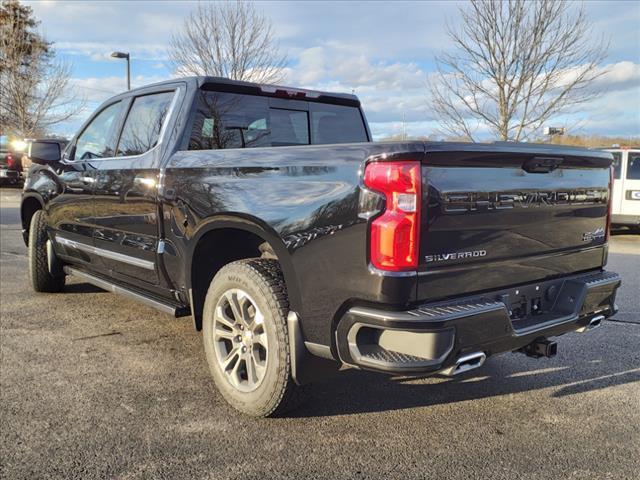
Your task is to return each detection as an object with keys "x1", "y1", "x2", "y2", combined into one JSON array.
[
  {"x1": 429, "y1": 0, "x2": 608, "y2": 142},
  {"x1": 168, "y1": 1, "x2": 287, "y2": 84},
  {"x1": 0, "y1": 0, "x2": 84, "y2": 138}
]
